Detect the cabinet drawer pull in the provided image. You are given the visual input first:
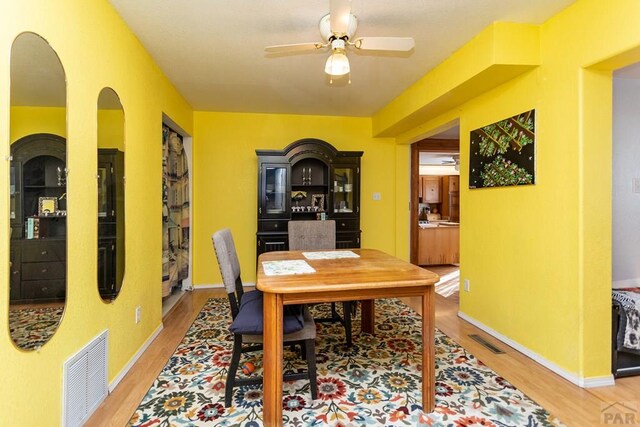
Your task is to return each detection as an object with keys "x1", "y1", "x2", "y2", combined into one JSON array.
[
  {"x1": 12, "y1": 270, "x2": 19, "y2": 275},
  {"x1": 265, "y1": 241, "x2": 285, "y2": 246},
  {"x1": 274, "y1": 224, "x2": 278, "y2": 228},
  {"x1": 341, "y1": 222, "x2": 346, "y2": 227},
  {"x1": 41, "y1": 250, "x2": 48, "y2": 255},
  {"x1": 41, "y1": 268, "x2": 48, "y2": 273},
  {"x1": 41, "y1": 286, "x2": 48, "y2": 292}
]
